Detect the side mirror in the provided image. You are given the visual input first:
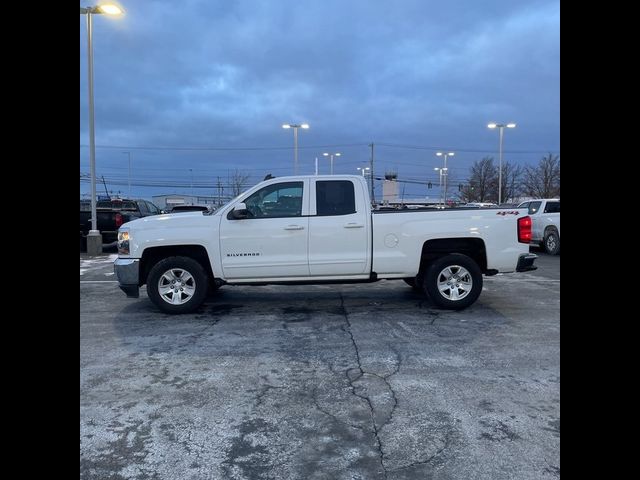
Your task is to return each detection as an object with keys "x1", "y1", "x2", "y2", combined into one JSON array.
[{"x1": 231, "y1": 202, "x2": 249, "y2": 219}]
